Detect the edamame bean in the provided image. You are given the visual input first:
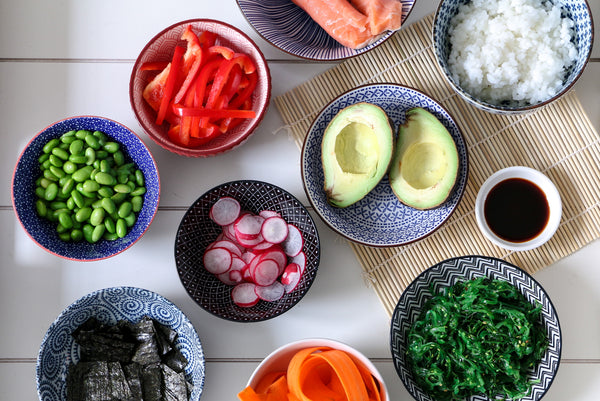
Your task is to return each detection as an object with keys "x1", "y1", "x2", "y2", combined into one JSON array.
[
  {"x1": 90, "y1": 207, "x2": 105, "y2": 226},
  {"x1": 114, "y1": 184, "x2": 131, "y2": 194},
  {"x1": 75, "y1": 207, "x2": 92, "y2": 223},
  {"x1": 35, "y1": 129, "x2": 147, "y2": 243},
  {"x1": 44, "y1": 183, "x2": 58, "y2": 201},
  {"x1": 118, "y1": 202, "x2": 132, "y2": 218},
  {"x1": 91, "y1": 225, "x2": 105, "y2": 243},
  {"x1": 94, "y1": 171, "x2": 115, "y2": 186},
  {"x1": 116, "y1": 218, "x2": 127, "y2": 238},
  {"x1": 83, "y1": 180, "x2": 100, "y2": 193}
]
